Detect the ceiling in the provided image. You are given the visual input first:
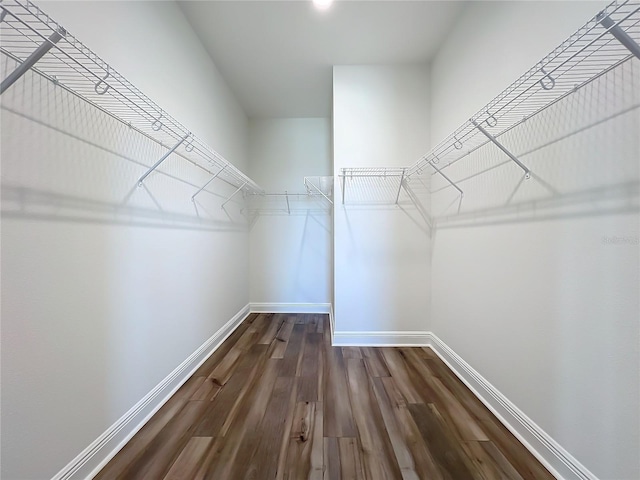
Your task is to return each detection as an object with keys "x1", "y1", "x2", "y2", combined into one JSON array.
[{"x1": 178, "y1": 1, "x2": 467, "y2": 118}]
